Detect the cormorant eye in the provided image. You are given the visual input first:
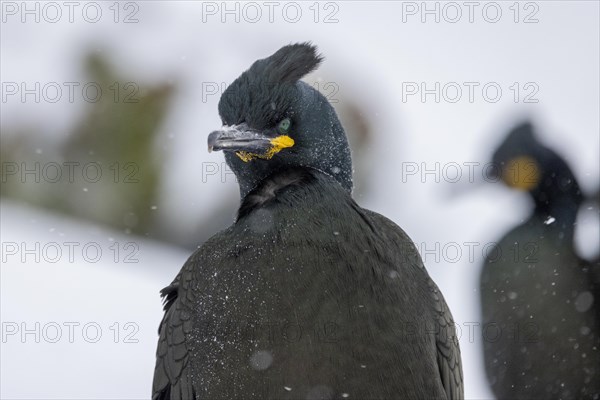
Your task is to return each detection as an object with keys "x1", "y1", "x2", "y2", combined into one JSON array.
[{"x1": 278, "y1": 118, "x2": 291, "y2": 134}]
